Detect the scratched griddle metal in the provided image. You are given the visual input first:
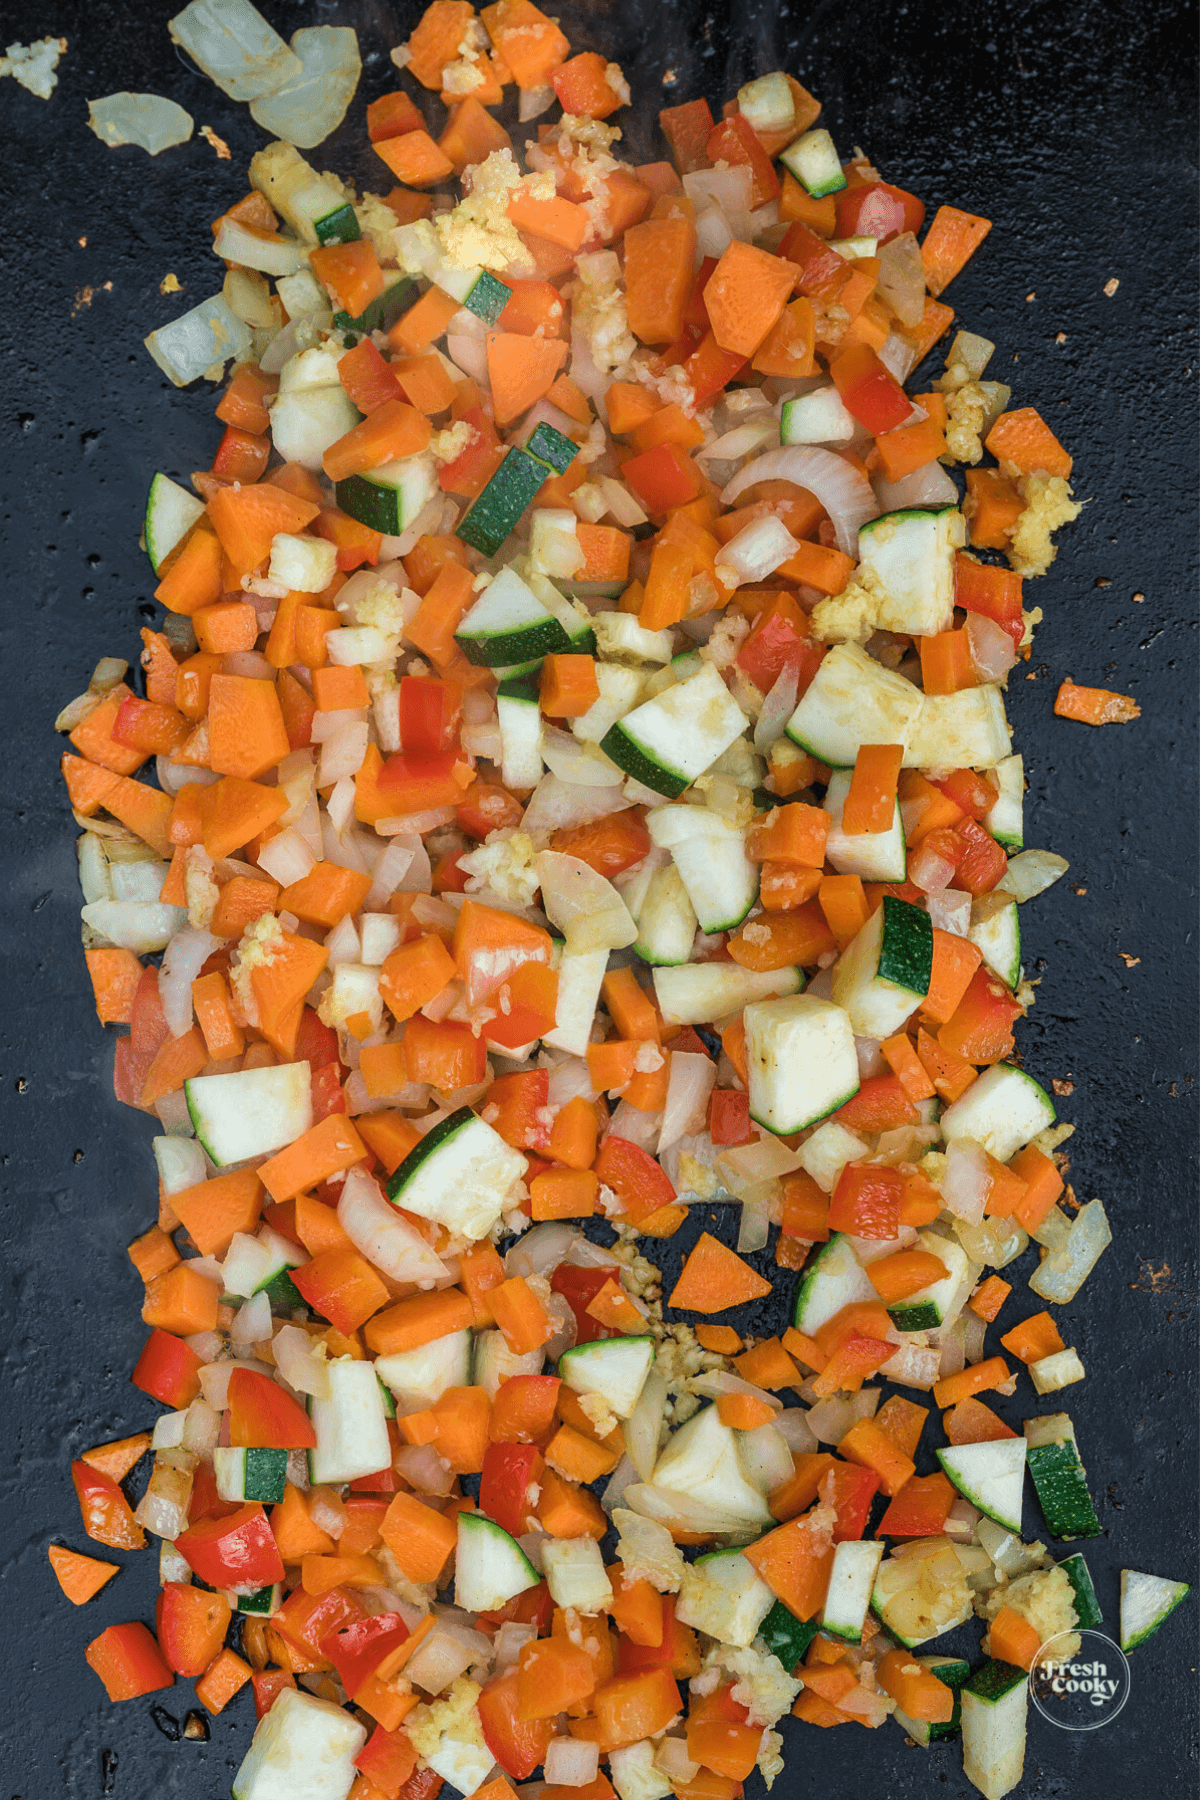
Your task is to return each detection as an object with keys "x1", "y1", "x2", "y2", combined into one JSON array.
[{"x1": 0, "y1": 0, "x2": 1195, "y2": 1792}]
